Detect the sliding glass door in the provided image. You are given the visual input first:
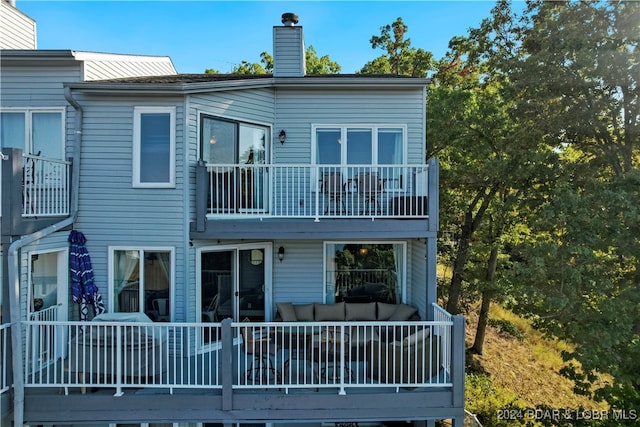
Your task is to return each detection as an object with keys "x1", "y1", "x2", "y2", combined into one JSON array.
[
  {"x1": 201, "y1": 116, "x2": 269, "y2": 213},
  {"x1": 199, "y1": 244, "x2": 272, "y2": 325}
]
